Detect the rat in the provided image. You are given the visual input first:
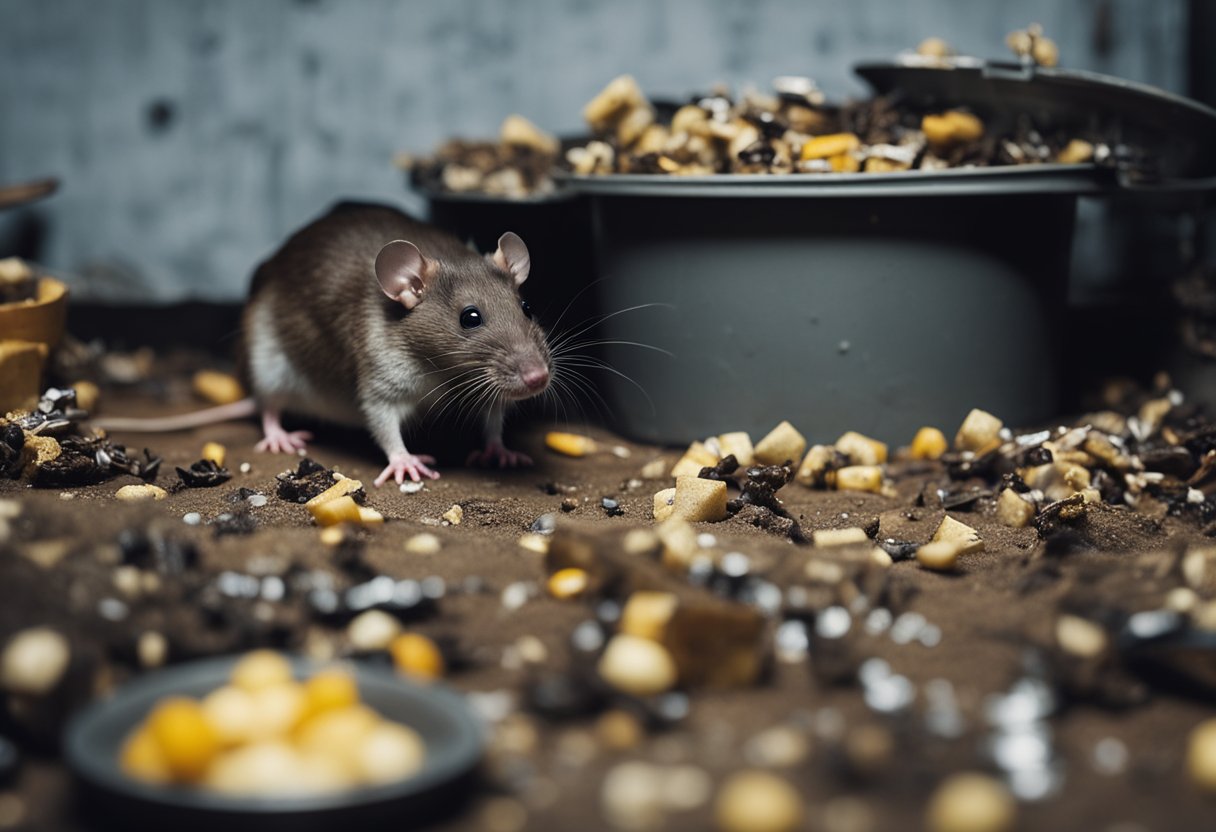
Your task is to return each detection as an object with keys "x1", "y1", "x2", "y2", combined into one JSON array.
[{"x1": 95, "y1": 202, "x2": 552, "y2": 486}]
